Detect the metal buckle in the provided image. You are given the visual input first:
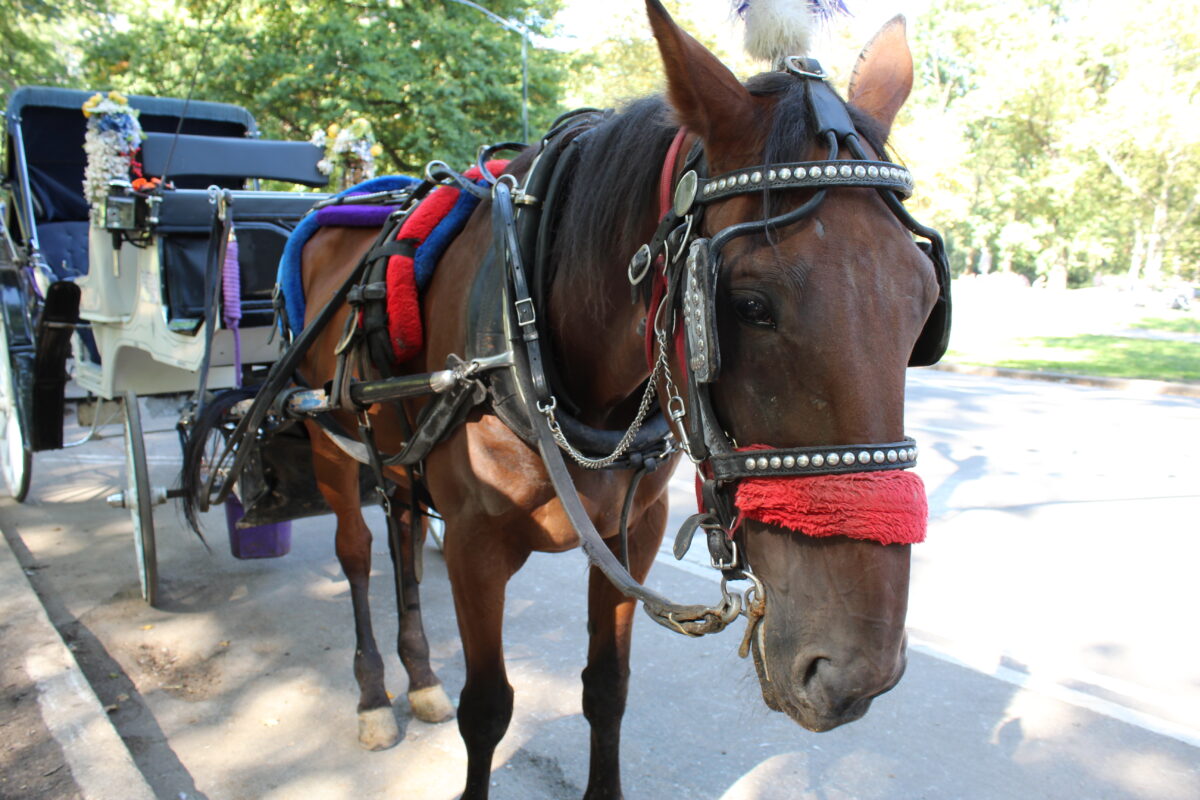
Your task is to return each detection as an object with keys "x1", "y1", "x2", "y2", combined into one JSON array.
[
  {"x1": 514, "y1": 297, "x2": 537, "y2": 327},
  {"x1": 627, "y1": 243, "x2": 652, "y2": 286},
  {"x1": 711, "y1": 538, "x2": 739, "y2": 571},
  {"x1": 782, "y1": 56, "x2": 826, "y2": 80}
]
